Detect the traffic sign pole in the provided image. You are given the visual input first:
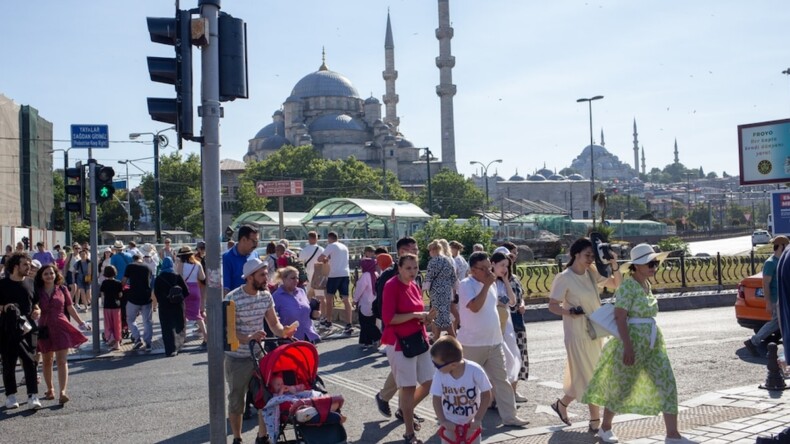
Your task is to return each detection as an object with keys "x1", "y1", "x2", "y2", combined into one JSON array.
[{"x1": 88, "y1": 150, "x2": 100, "y2": 353}]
